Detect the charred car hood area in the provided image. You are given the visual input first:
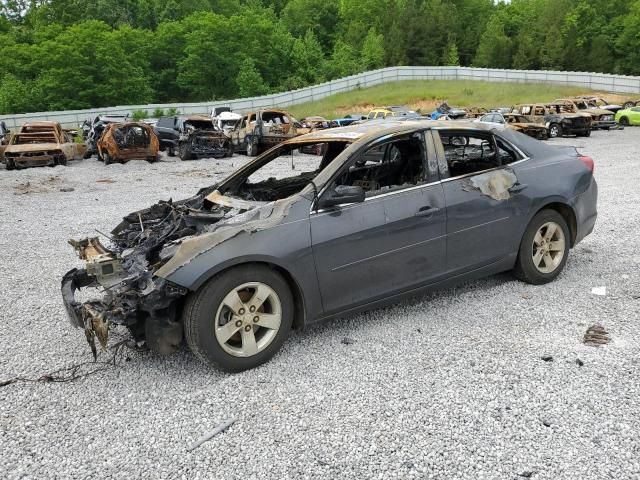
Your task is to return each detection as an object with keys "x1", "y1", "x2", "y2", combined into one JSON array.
[{"x1": 62, "y1": 181, "x2": 298, "y2": 357}]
